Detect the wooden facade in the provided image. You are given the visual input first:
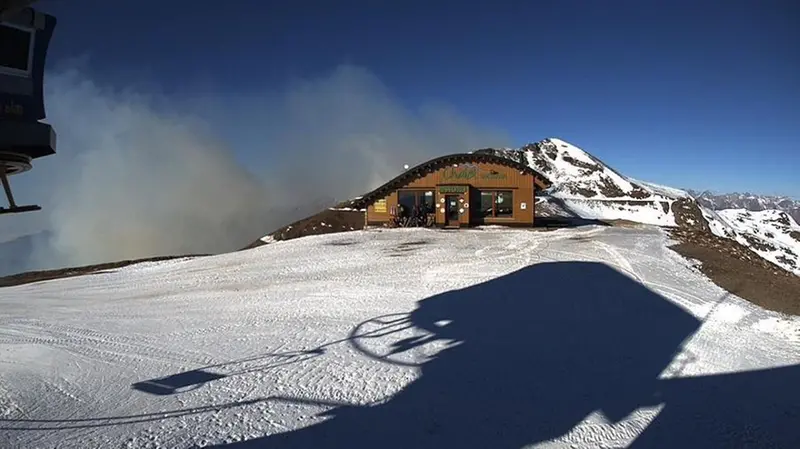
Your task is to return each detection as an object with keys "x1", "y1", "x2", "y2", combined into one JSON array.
[{"x1": 358, "y1": 153, "x2": 551, "y2": 229}]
